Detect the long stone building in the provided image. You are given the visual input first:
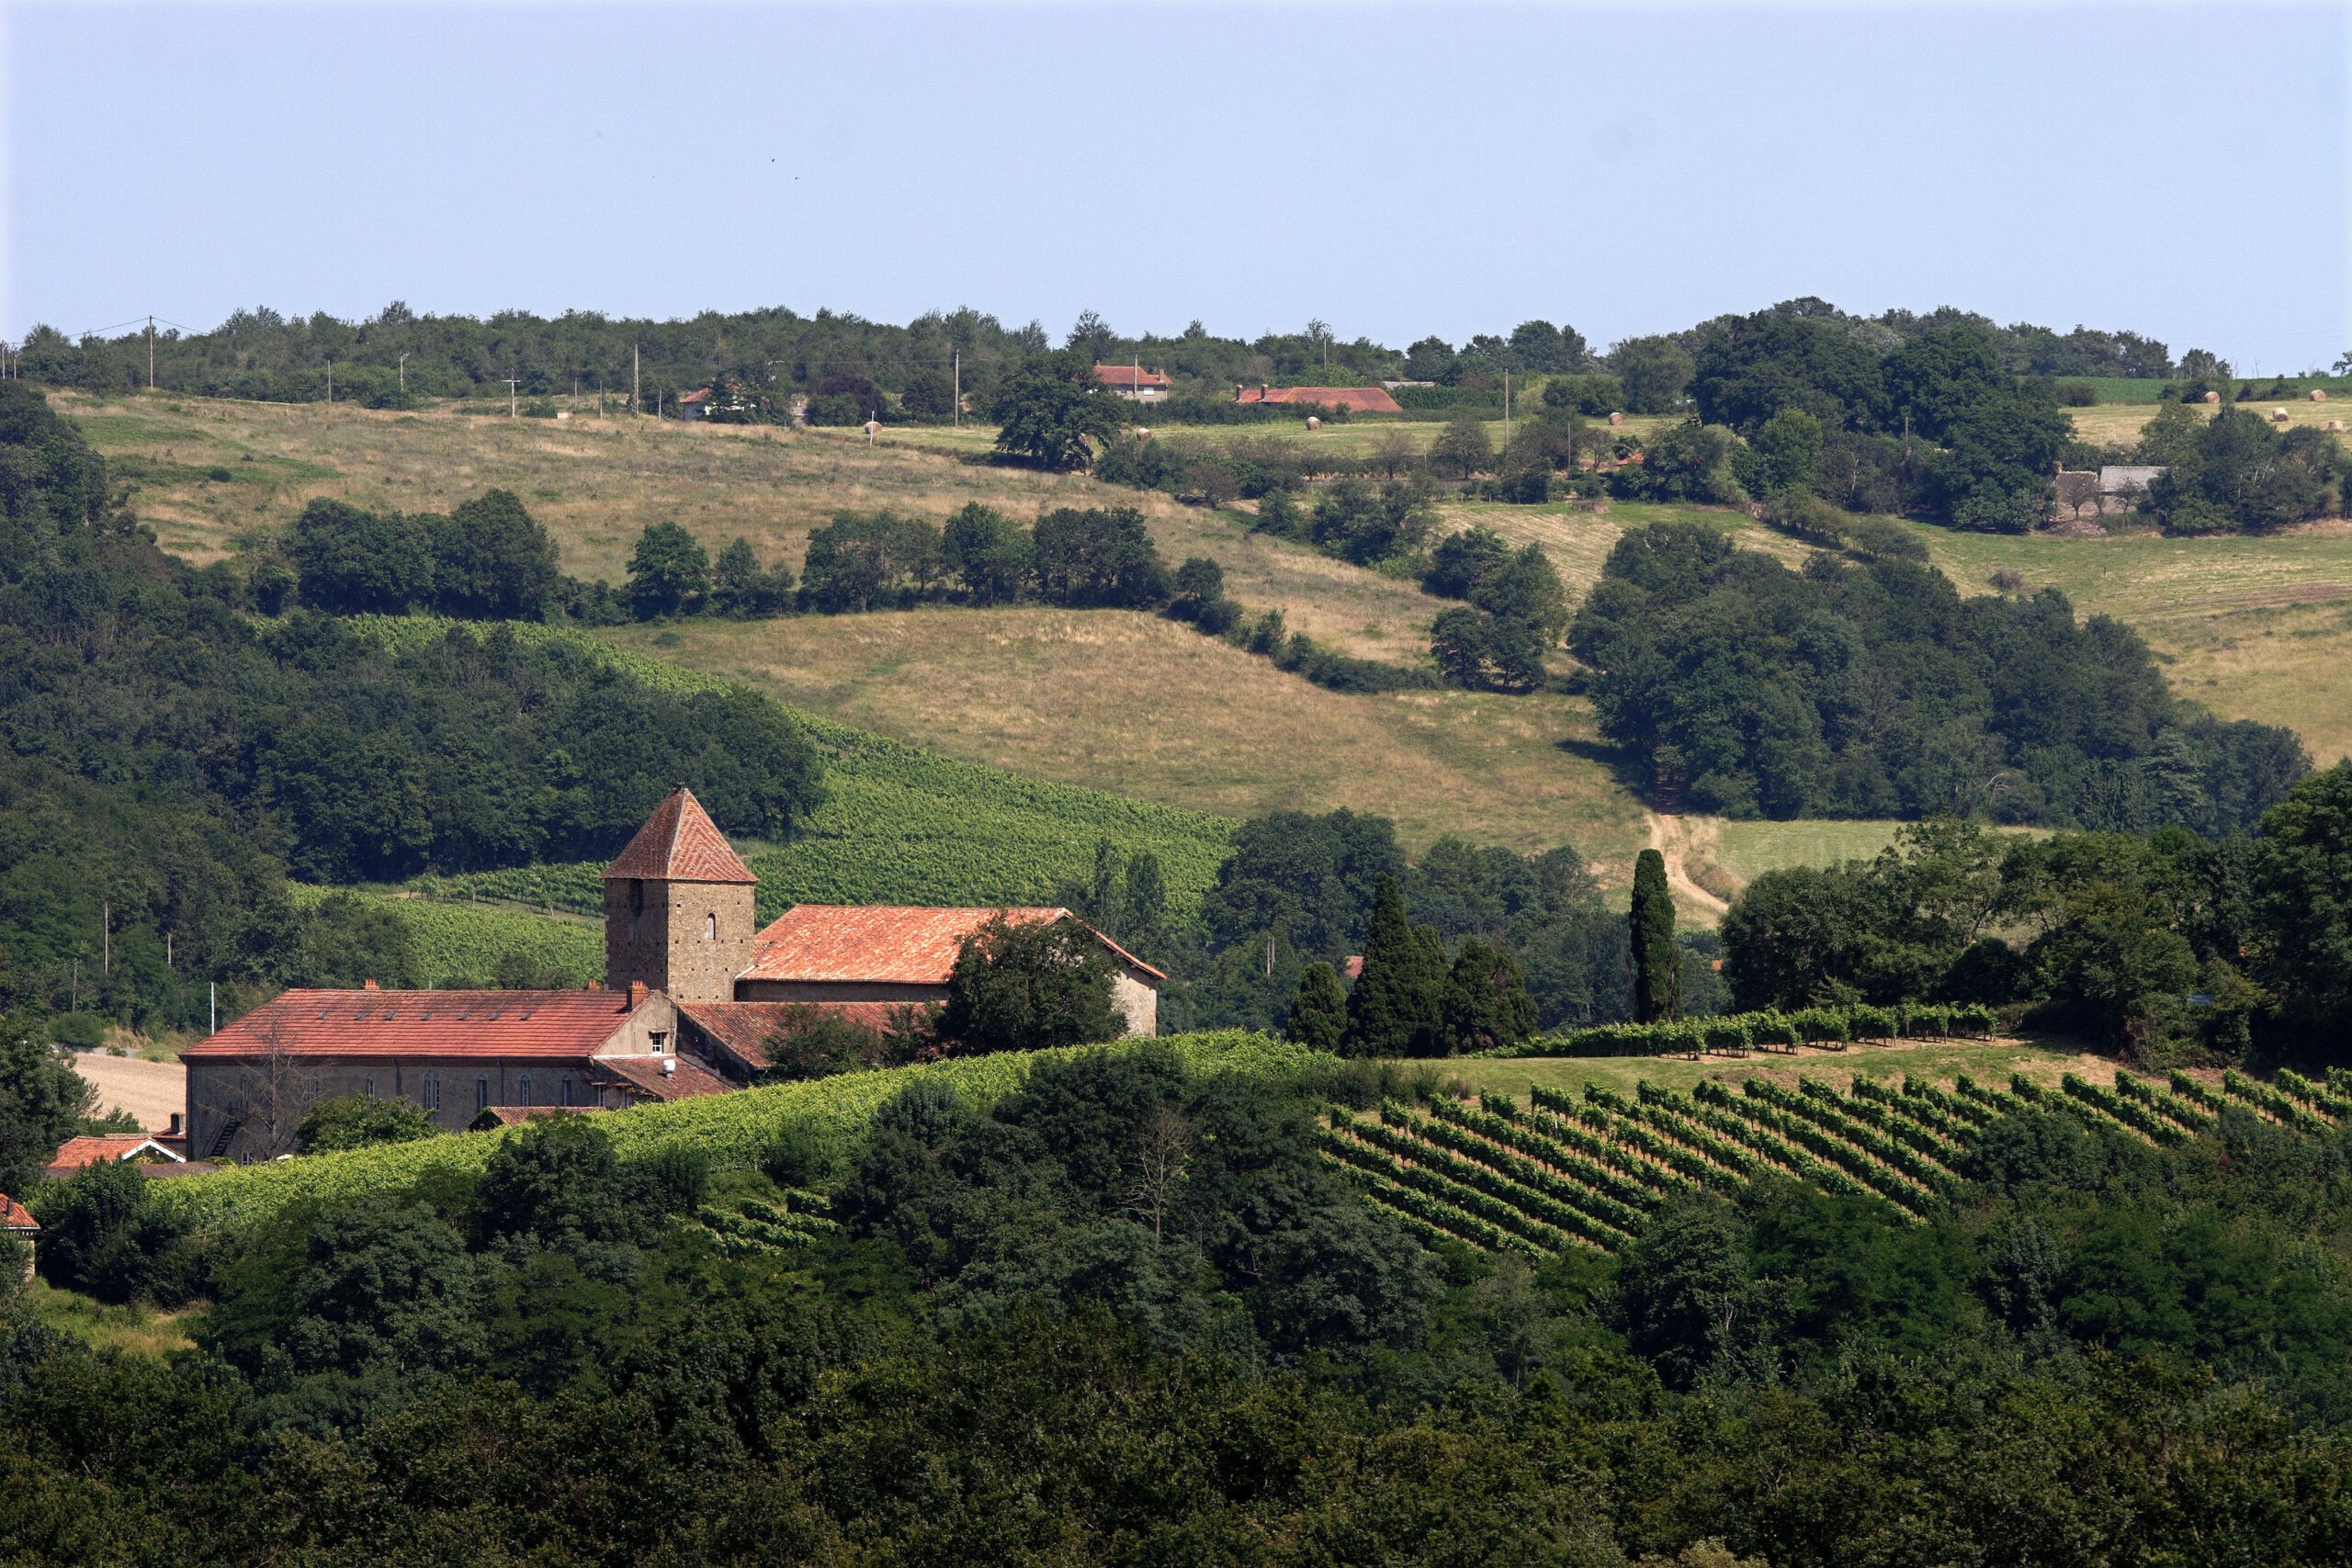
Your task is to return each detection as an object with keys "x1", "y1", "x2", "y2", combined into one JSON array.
[{"x1": 185, "y1": 787, "x2": 1161, "y2": 1161}]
